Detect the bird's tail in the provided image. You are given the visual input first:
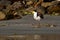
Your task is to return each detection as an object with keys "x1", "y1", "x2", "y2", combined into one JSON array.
[{"x1": 40, "y1": 14, "x2": 44, "y2": 19}]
